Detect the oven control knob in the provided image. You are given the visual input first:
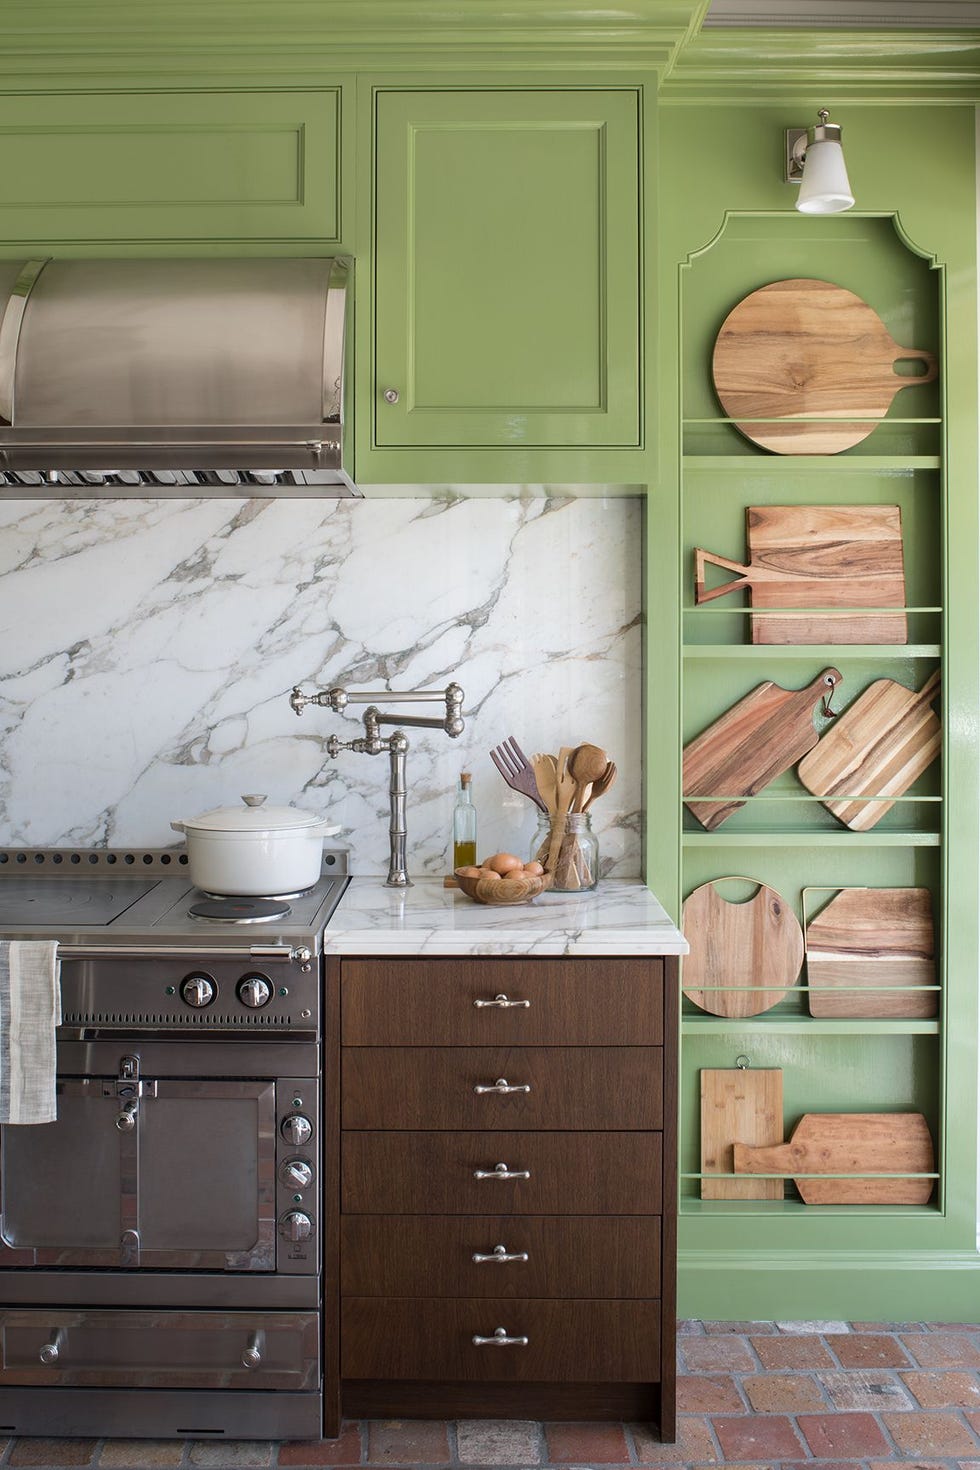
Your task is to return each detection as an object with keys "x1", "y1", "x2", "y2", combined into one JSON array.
[
  {"x1": 279, "y1": 1210, "x2": 313, "y2": 1242},
  {"x1": 237, "y1": 974, "x2": 272, "y2": 1009},
  {"x1": 281, "y1": 1114, "x2": 313, "y2": 1145},
  {"x1": 281, "y1": 1158, "x2": 313, "y2": 1190},
  {"x1": 181, "y1": 972, "x2": 216, "y2": 1008}
]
